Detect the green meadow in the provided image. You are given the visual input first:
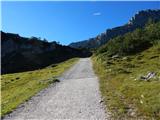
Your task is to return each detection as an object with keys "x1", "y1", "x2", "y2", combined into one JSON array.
[
  {"x1": 93, "y1": 43, "x2": 160, "y2": 119},
  {"x1": 1, "y1": 58, "x2": 79, "y2": 117}
]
